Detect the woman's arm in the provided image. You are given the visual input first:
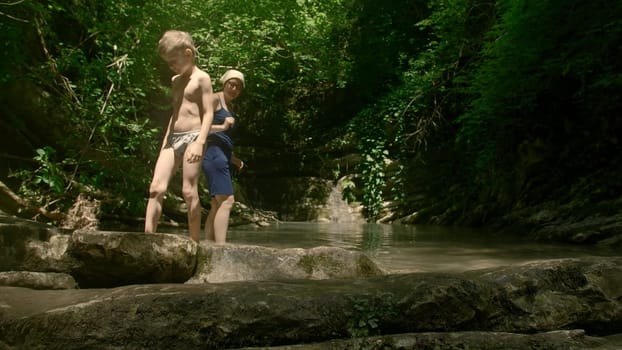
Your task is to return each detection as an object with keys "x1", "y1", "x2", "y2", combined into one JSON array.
[
  {"x1": 209, "y1": 117, "x2": 234, "y2": 133},
  {"x1": 230, "y1": 152, "x2": 244, "y2": 171}
]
